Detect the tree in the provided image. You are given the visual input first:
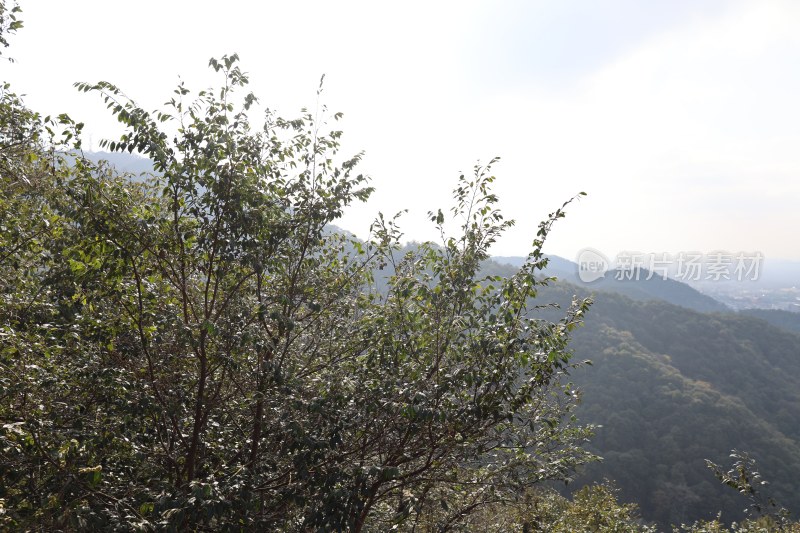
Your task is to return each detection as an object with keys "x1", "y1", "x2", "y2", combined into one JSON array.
[
  {"x1": 705, "y1": 450, "x2": 795, "y2": 529},
  {"x1": 1, "y1": 29, "x2": 592, "y2": 529},
  {"x1": 0, "y1": 0, "x2": 21, "y2": 58},
  {"x1": 434, "y1": 483, "x2": 656, "y2": 533}
]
